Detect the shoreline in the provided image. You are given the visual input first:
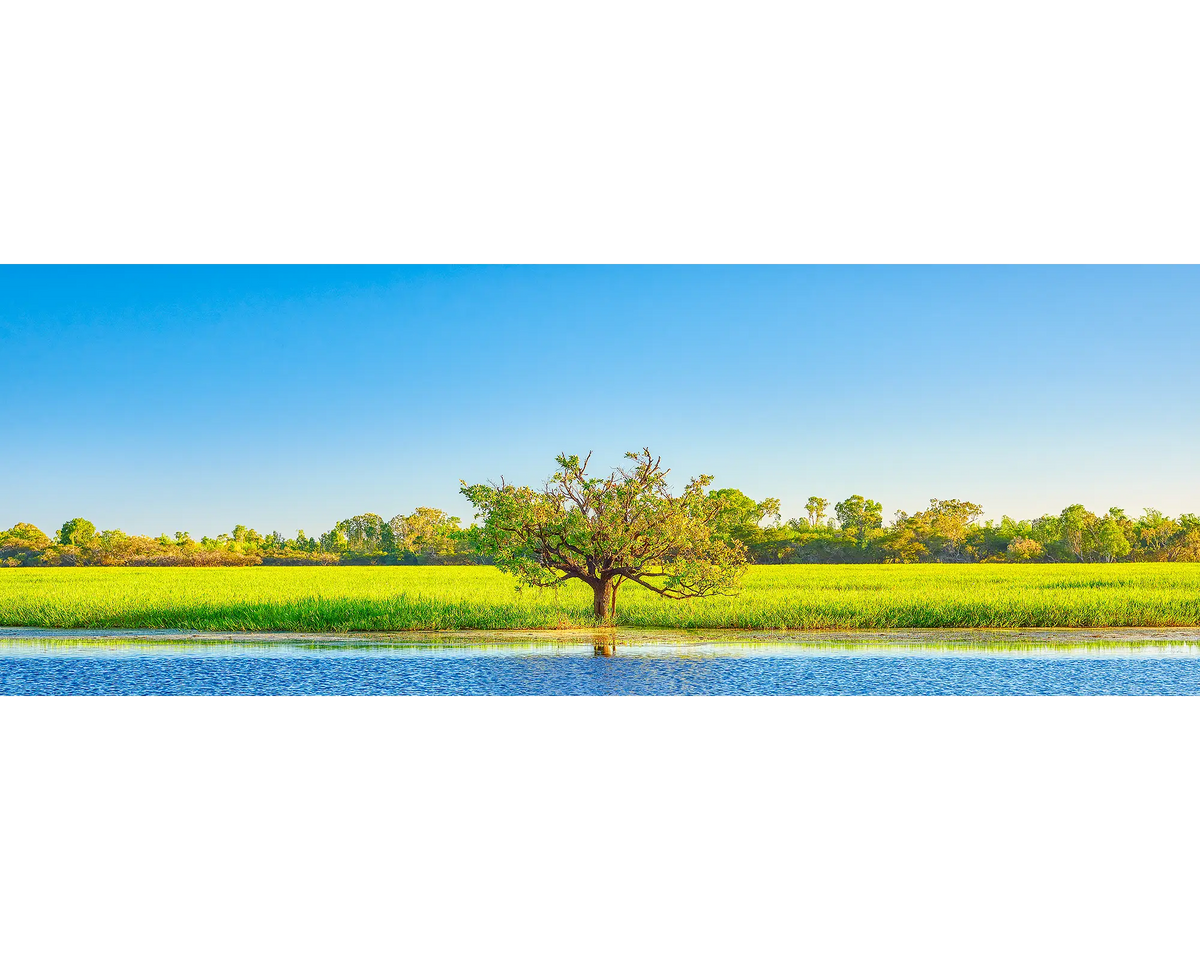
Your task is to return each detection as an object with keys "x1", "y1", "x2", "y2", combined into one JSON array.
[{"x1": 4, "y1": 625, "x2": 1200, "y2": 645}]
